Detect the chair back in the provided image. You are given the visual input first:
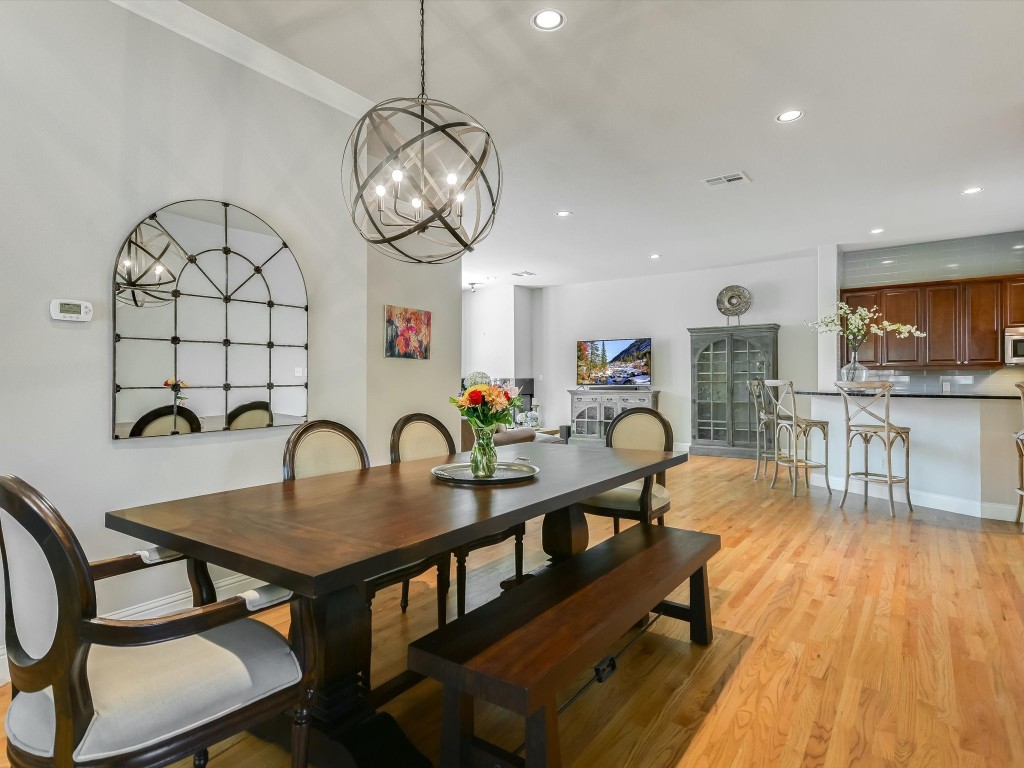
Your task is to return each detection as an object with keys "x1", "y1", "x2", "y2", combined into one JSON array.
[
  {"x1": 391, "y1": 413, "x2": 456, "y2": 463},
  {"x1": 747, "y1": 379, "x2": 773, "y2": 423},
  {"x1": 763, "y1": 380, "x2": 798, "y2": 421},
  {"x1": 283, "y1": 420, "x2": 369, "y2": 480},
  {"x1": 834, "y1": 381, "x2": 895, "y2": 434},
  {"x1": 1016, "y1": 382, "x2": 1024, "y2": 426},
  {"x1": 129, "y1": 405, "x2": 202, "y2": 437},
  {"x1": 606, "y1": 408, "x2": 673, "y2": 486},
  {"x1": 0, "y1": 476, "x2": 96, "y2": 756},
  {"x1": 227, "y1": 401, "x2": 273, "y2": 430}
]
